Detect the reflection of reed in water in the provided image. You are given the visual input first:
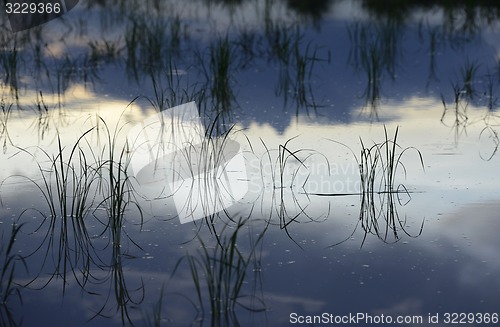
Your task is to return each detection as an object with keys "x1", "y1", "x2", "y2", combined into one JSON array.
[
  {"x1": 258, "y1": 136, "x2": 331, "y2": 248},
  {"x1": 0, "y1": 98, "x2": 13, "y2": 154},
  {"x1": 3, "y1": 116, "x2": 145, "y2": 324},
  {"x1": 0, "y1": 219, "x2": 25, "y2": 327},
  {"x1": 326, "y1": 126, "x2": 425, "y2": 247},
  {"x1": 479, "y1": 74, "x2": 500, "y2": 161},
  {"x1": 236, "y1": 127, "x2": 425, "y2": 249},
  {"x1": 440, "y1": 83, "x2": 470, "y2": 145},
  {"x1": 195, "y1": 36, "x2": 239, "y2": 130},
  {"x1": 125, "y1": 14, "x2": 185, "y2": 79},
  {"x1": 0, "y1": 34, "x2": 21, "y2": 101},
  {"x1": 459, "y1": 58, "x2": 480, "y2": 100},
  {"x1": 91, "y1": 237, "x2": 145, "y2": 326},
  {"x1": 479, "y1": 126, "x2": 499, "y2": 161},
  {"x1": 441, "y1": 60, "x2": 500, "y2": 151},
  {"x1": 347, "y1": 19, "x2": 403, "y2": 120},
  {"x1": 266, "y1": 23, "x2": 329, "y2": 116},
  {"x1": 2, "y1": 116, "x2": 427, "y2": 326},
  {"x1": 168, "y1": 216, "x2": 267, "y2": 326},
  {"x1": 356, "y1": 127, "x2": 424, "y2": 247}
]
